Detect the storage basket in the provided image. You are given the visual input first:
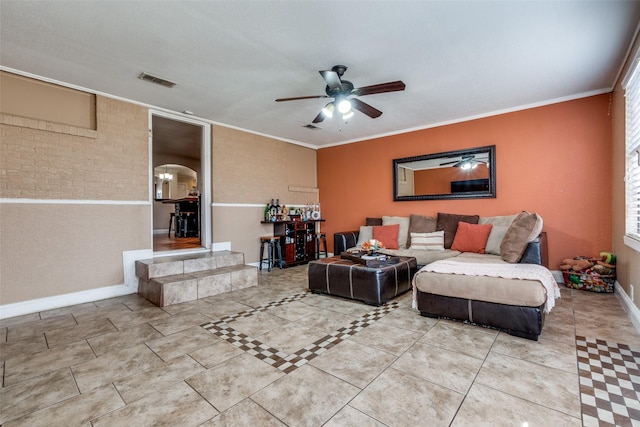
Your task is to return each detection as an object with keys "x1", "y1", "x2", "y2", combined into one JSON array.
[{"x1": 562, "y1": 270, "x2": 615, "y2": 293}]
